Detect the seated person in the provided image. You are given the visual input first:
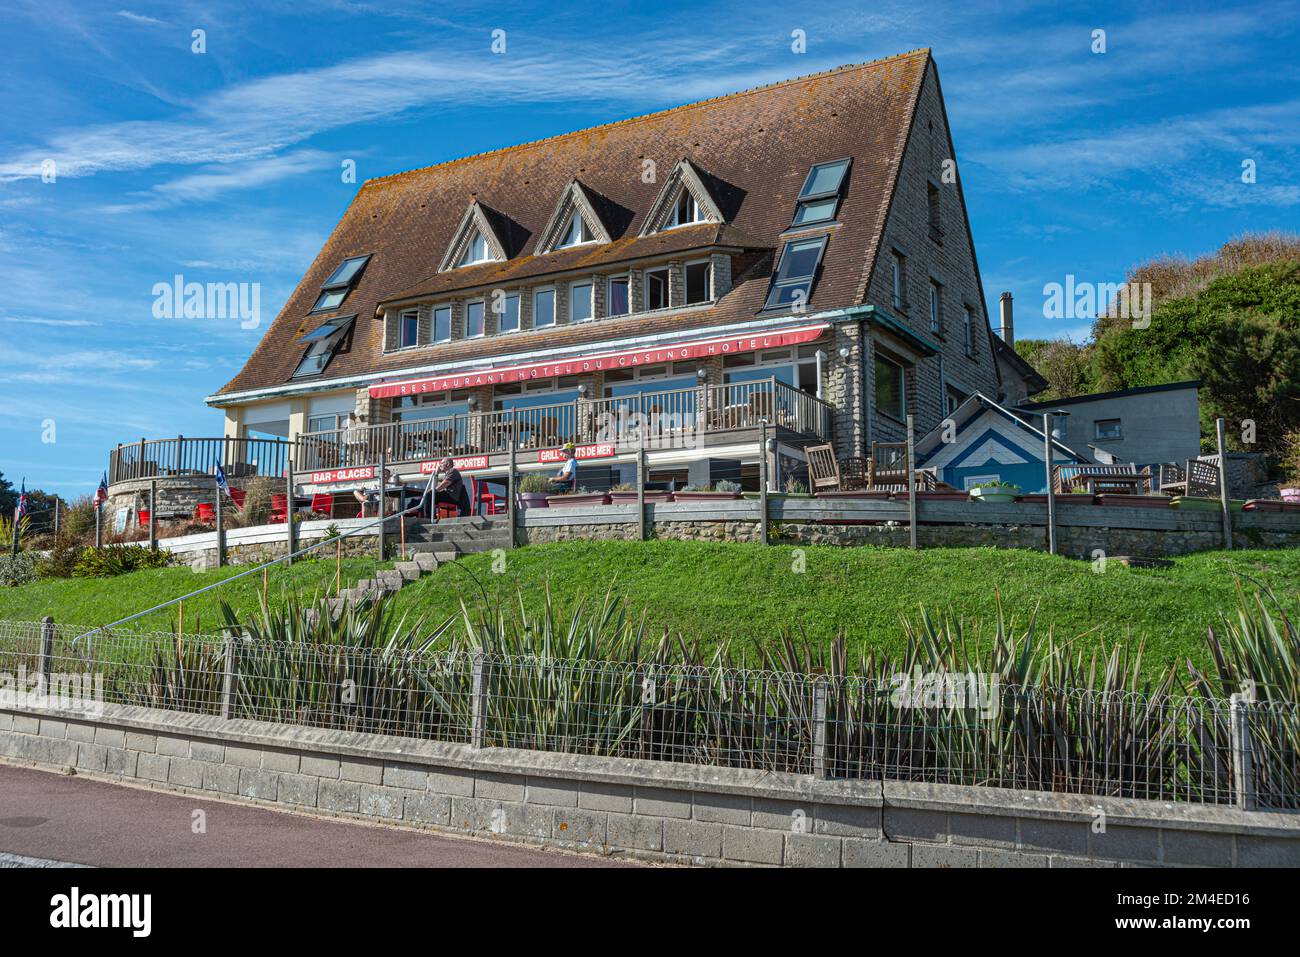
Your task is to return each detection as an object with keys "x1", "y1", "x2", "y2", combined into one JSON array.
[
  {"x1": 430, "y1": 457, "x2": 470, "y2": 520},
  {"x1": 352, "y1": 469, "x2": 396, "y2": 517},
  {"x1": 549, "y1": 444, "x2": 578, "y2": 491}
]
